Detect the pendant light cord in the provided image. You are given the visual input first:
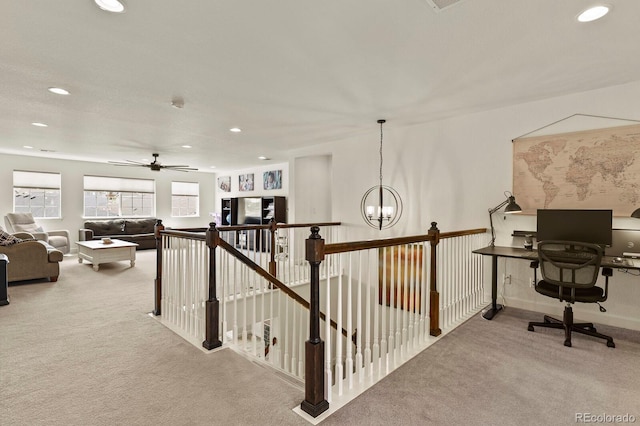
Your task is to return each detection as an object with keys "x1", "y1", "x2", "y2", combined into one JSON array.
[{"x1": 378, "y1": 119, "x2": 385, "y2": 186}]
